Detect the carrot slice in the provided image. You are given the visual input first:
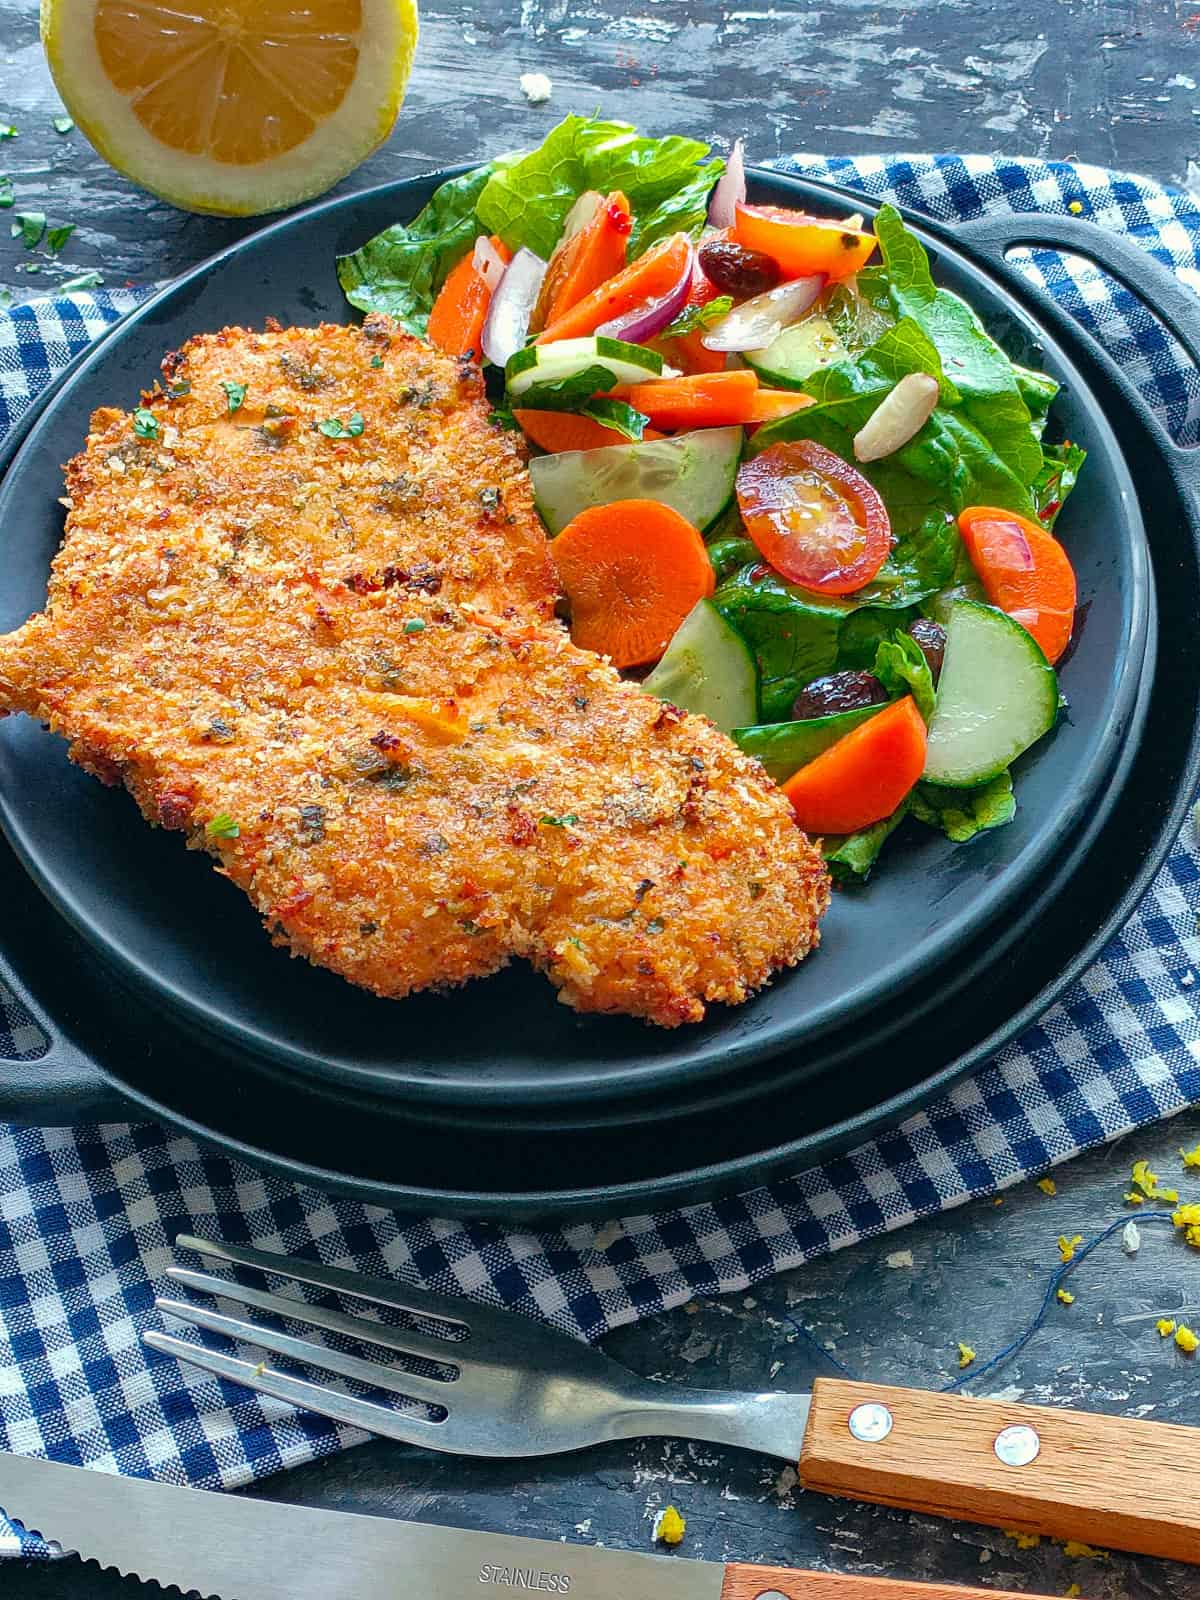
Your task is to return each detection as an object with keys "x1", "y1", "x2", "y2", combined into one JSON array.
[
  {"x1": 427, "y1": 235, "x2": 511, "y2": 359},
  {"x1": 550, "y1": 498, "x2": 715, "y2": 668},
  {"x1": 513, "y1": 409, "x2": 663, "y2": 453},
  {"x1": 745, "y1": 389, "x2": 816, "y2": 423},
  {"x1": 611, "y1": 370, "x2": 761, "y2": 431},
  {"x1": 537, "y1": 233, "x2": 693, "y2": 344},
  {"x1": 958, "y1": 505, "x2": 1077, "y2": 664},
  {"x1": 782, "y1": 695, "x2": 927, "y2": 835},
  {"x1": 534, "y1": 192, "x2": 632, "y2": 332}
]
